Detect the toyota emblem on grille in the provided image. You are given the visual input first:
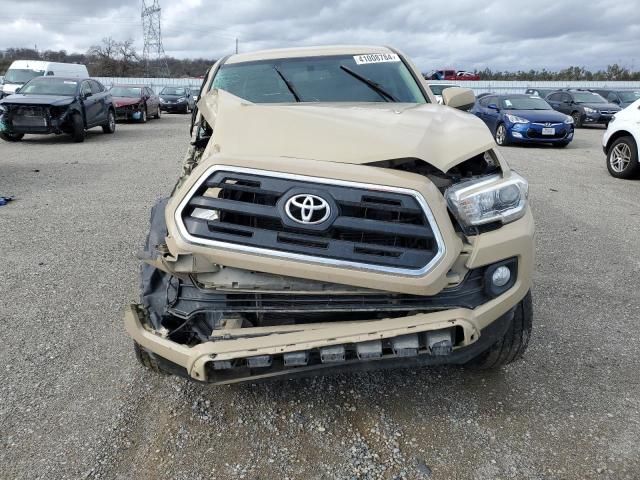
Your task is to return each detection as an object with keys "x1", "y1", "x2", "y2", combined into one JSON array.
[{"x1": 285, "y1": 194, "x2": 331, "y2": 224}]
